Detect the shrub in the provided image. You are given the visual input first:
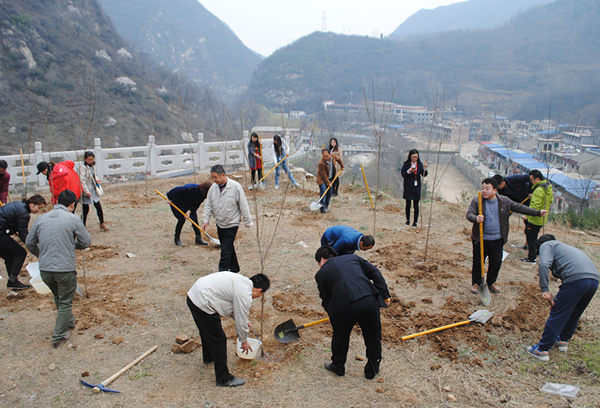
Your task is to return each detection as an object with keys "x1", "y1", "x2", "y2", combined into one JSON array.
[
  {"x1": 9, "y1": 14, "x2": 32, "y2": 31},
  {"x1": 550, "y1": 208, "x2": 600, "y2": 231}
]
